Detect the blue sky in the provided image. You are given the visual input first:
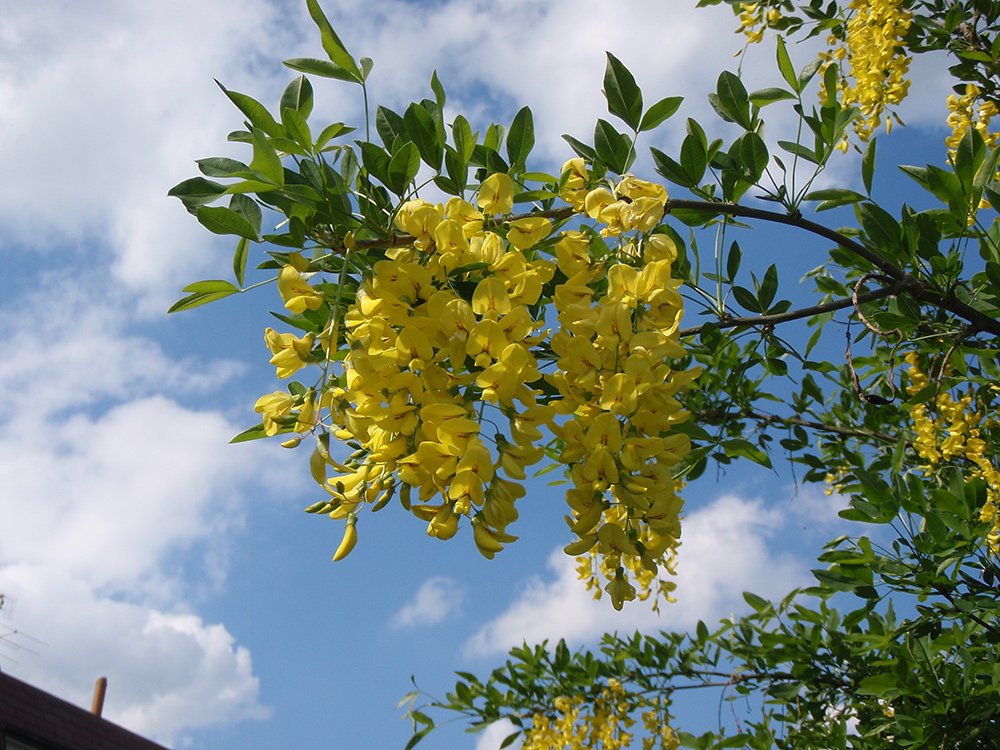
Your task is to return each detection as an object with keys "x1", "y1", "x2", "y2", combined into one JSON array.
[{"x1": 0, "y1": 2, "x2": 960, "y2": 748}]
